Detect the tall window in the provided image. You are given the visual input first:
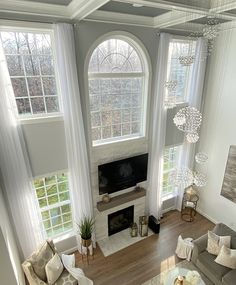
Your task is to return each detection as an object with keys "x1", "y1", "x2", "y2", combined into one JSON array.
[
  {"x1": 33, "y1": 173, "x2": 73, "y2": 238},
  {"x1": 1, "y1": 31, "x2": 60, "y2": 116},
  {"x1": 162, "y1": 146, "x2": 181, "y2": 198},
  {"x1": 88, "y1": 37, "x2": 148, "y2": 146},
  {"x1": 166, "y1": 38, "x2": 196, "y2": 104}
]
